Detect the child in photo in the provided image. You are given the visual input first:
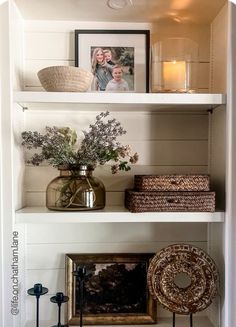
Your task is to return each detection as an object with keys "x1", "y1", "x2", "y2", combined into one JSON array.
[
  {"x1": 103, "y1": 49, "x2": 115, "y2": 66},
  {"x1": 105, "y1": 65, "x2": 129, "y2": 92}
]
